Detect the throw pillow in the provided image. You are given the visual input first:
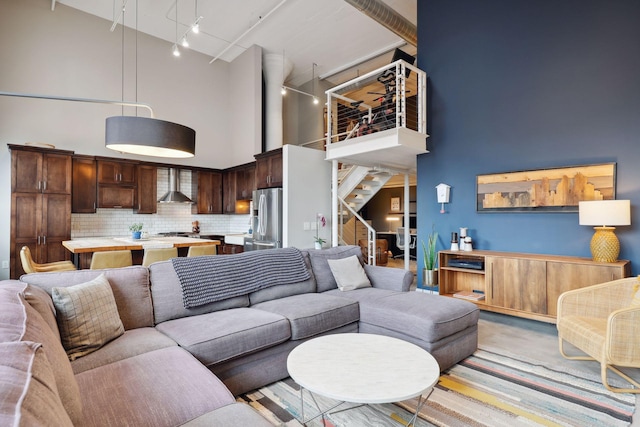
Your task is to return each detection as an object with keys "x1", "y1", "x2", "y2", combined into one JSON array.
[
  {"x1": 327, "y1": 255, "x2": 372, "y2": 291},
  {"x1": 308, "y1": 246, "x2": 364, "y2": 292},
  {"x1": 52, "y1": 274, "x2": 124, "y2": 361}
]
